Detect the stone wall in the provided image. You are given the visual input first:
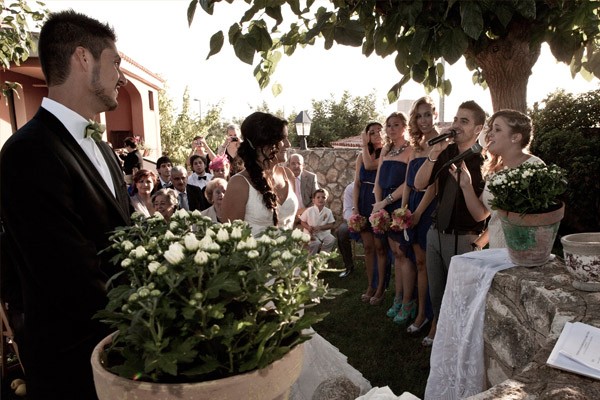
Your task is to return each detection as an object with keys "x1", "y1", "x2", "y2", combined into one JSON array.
[
  {"x1": 468, "y1": 258, "x2": 600, "y2": 398},
  {"x1": 288, "y1": 148, "x2": 360, "y2": 225}
]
